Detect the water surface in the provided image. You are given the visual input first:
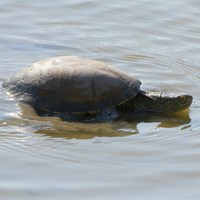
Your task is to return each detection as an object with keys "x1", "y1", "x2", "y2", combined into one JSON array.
[{"x1": 0, "y1": 0, "x2": 200, "y2": 199}]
